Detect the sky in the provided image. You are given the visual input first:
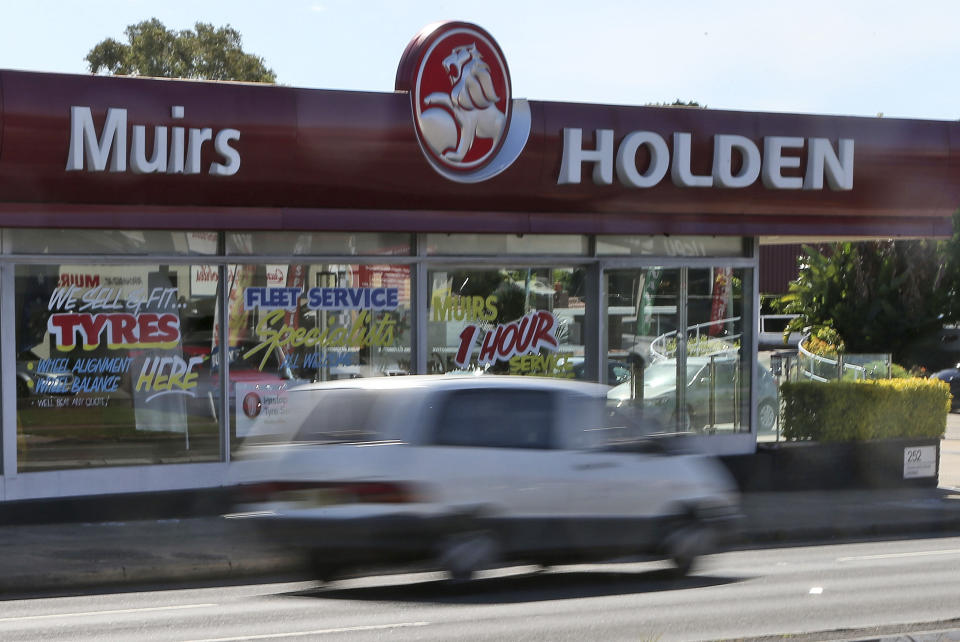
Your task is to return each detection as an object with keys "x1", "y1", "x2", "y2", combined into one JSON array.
[{"x1": 1, "y1": 0, "x2": 958, "y2": 121}]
